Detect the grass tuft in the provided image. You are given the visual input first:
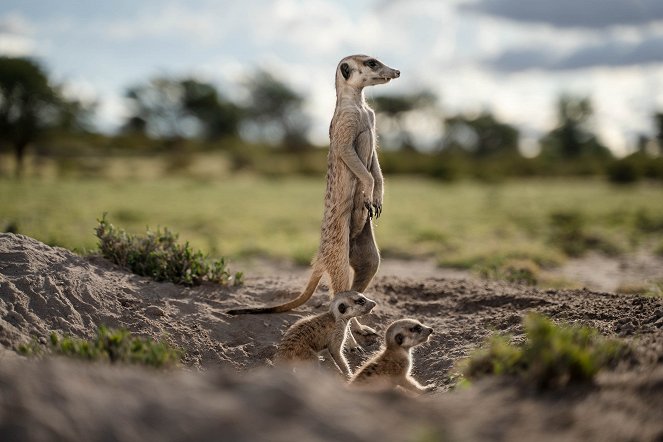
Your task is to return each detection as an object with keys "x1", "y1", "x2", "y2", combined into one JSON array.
[
  {"x1": 96, "y1": 214, "x2": 242, "y2": 286},
  {"x1": 476, "y1": 258, "x2": 540, "y2": 285},
  {"x1": 19, "y1": 326, "x2": 183, "y2": 368},
  {"x1": 463, "y1": 313, "x2": 626, "y2": 389}
]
